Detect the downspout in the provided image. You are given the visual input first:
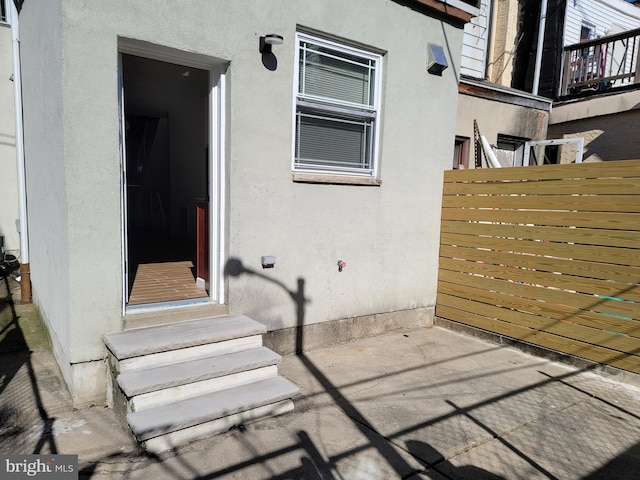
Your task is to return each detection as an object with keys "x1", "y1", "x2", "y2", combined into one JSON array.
[
  {"x1": 532, "y1": 0, "x2": 548, "y2": 95},
  {"x1": 485, "y1": 0, "x2": 498, "y2": 82},
  {"x1": 9, "y1": 0, "x2": 31, "y2": 303}
]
